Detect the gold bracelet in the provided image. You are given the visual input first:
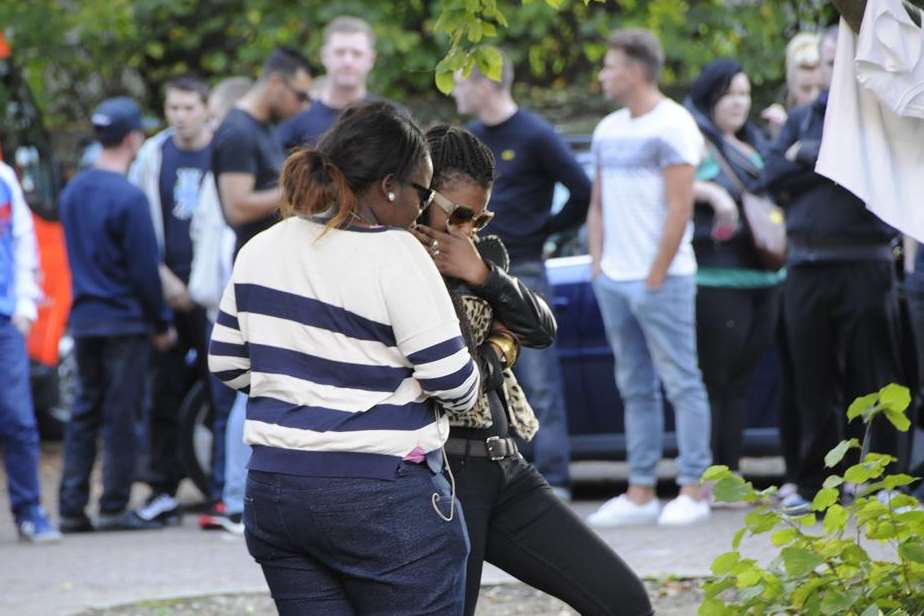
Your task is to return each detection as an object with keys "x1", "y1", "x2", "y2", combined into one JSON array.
[{"x1": 487, "y1": 332, "x2": 519, "y2": 369}]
